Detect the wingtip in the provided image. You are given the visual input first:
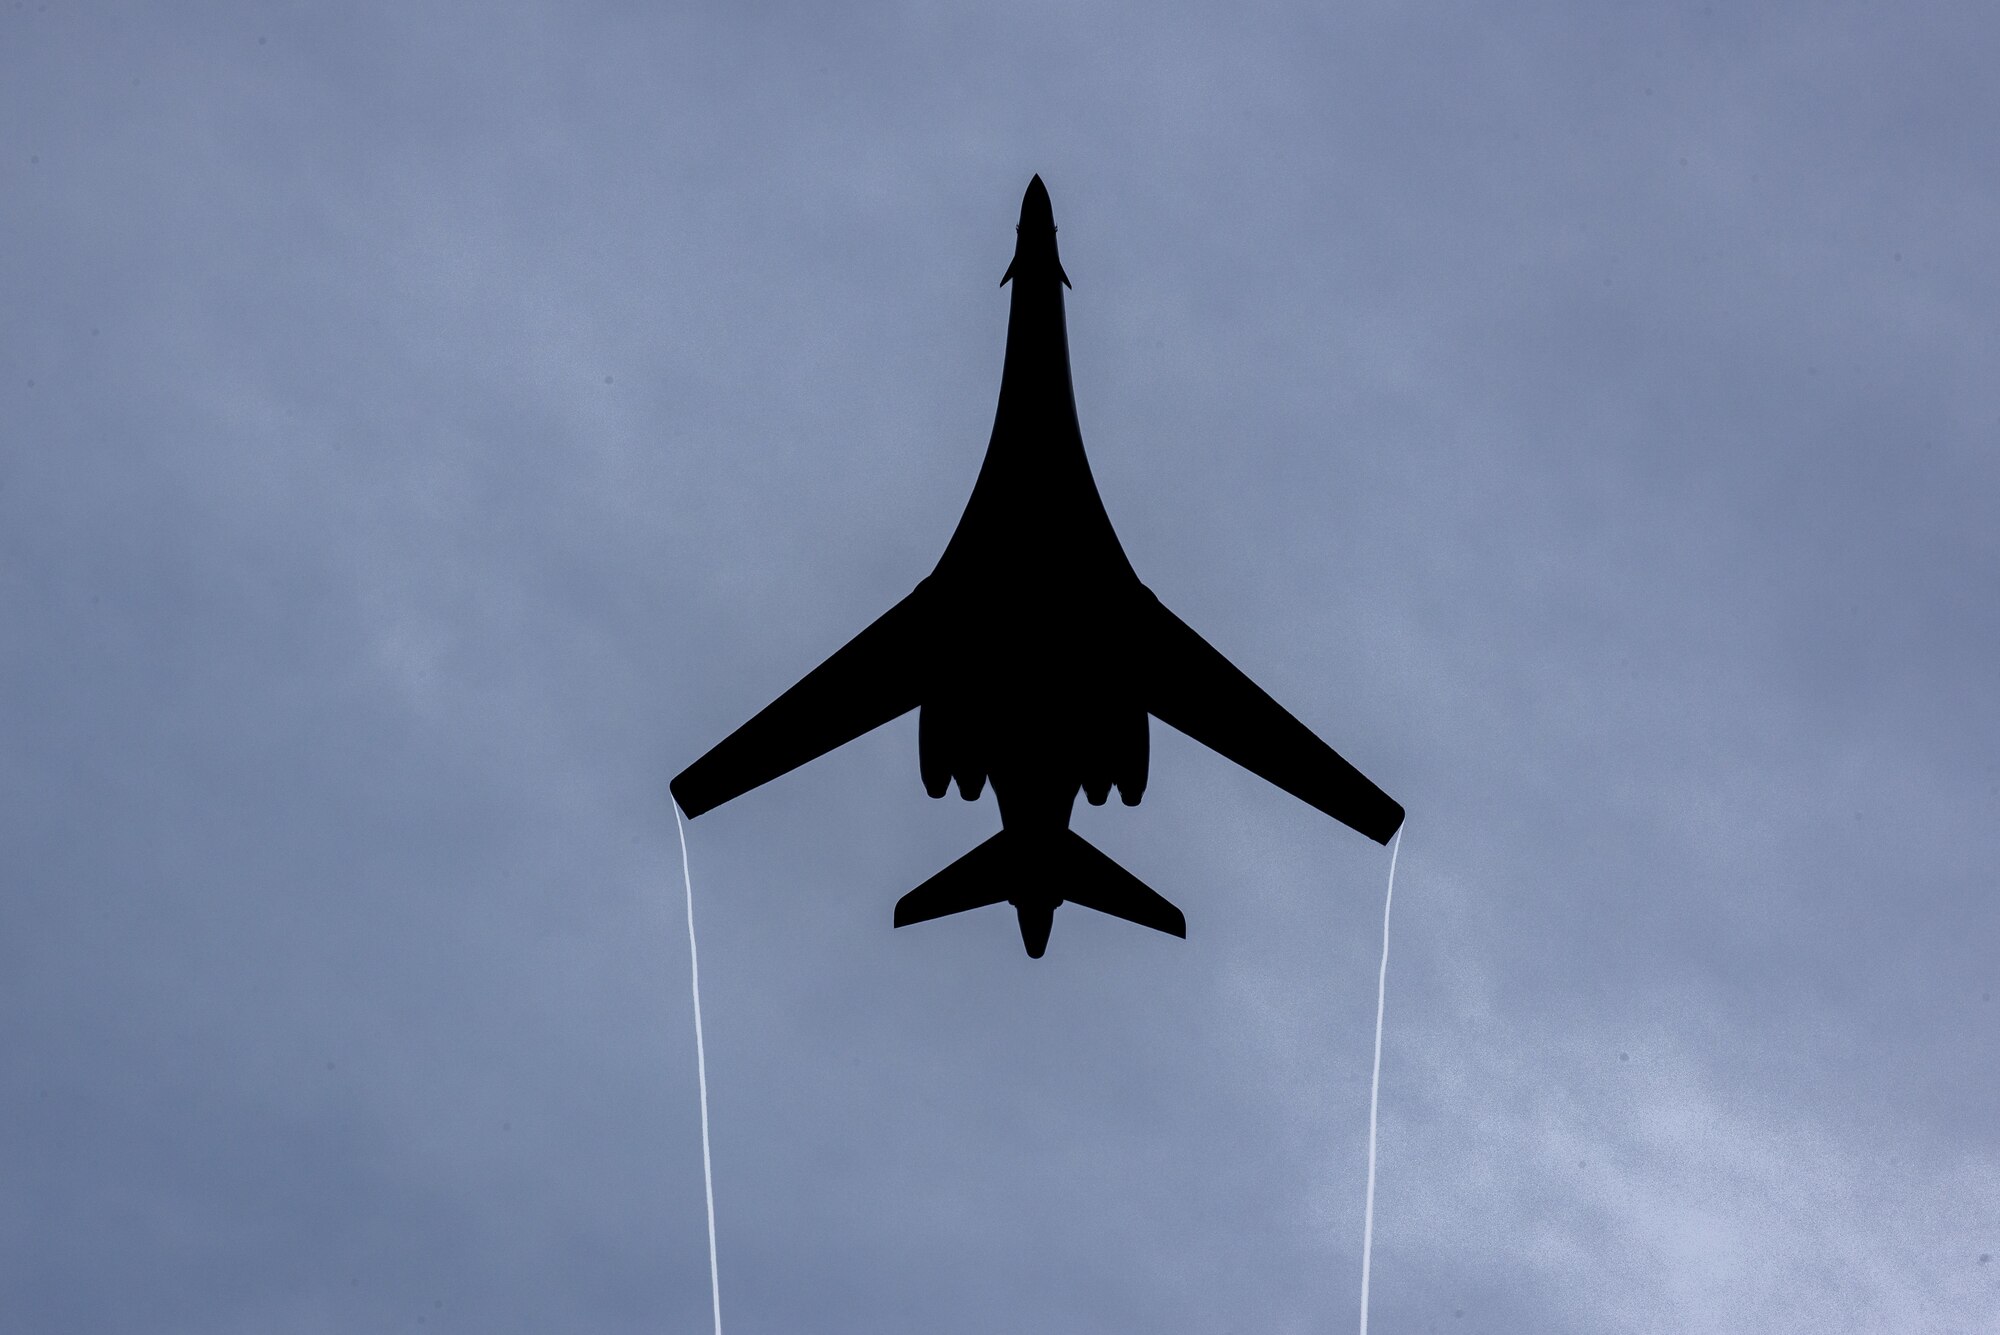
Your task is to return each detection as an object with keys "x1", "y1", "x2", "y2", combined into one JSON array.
[{"x1": 668, "y1": 773, "x2": 708, "y2": 821}]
